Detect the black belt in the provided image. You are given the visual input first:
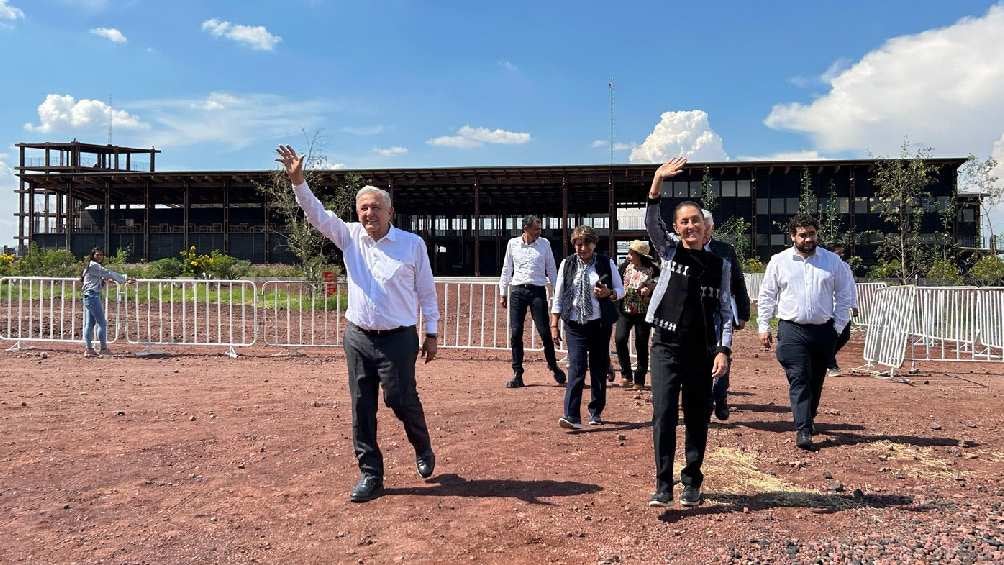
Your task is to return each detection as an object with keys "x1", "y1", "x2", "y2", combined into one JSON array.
[
  {"x1": 350, "y1": 323, "x2": 415, "y2": 337},
  {"x1": 780, "y1": 319, "x2": 833, "y2": 328},
  {"x1": 512, "y1": 283, "x2": 545, "y2": 289}
]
